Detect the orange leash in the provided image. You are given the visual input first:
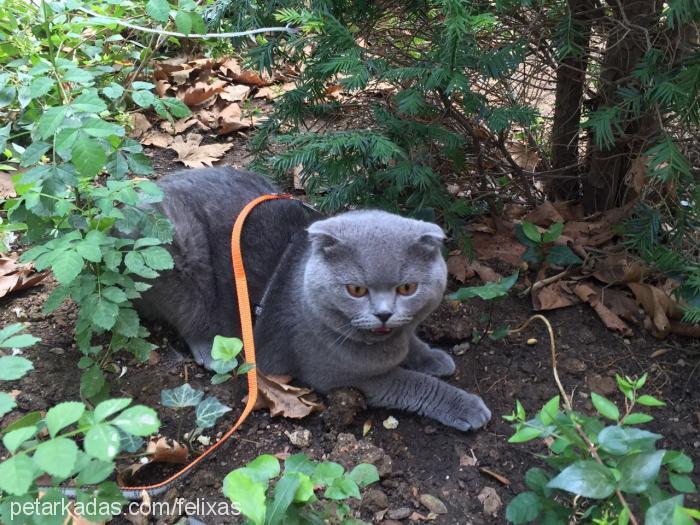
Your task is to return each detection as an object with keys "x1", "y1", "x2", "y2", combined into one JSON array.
[{"x1": 117, "y1": 193, "x2": 294, "y2": 498}]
